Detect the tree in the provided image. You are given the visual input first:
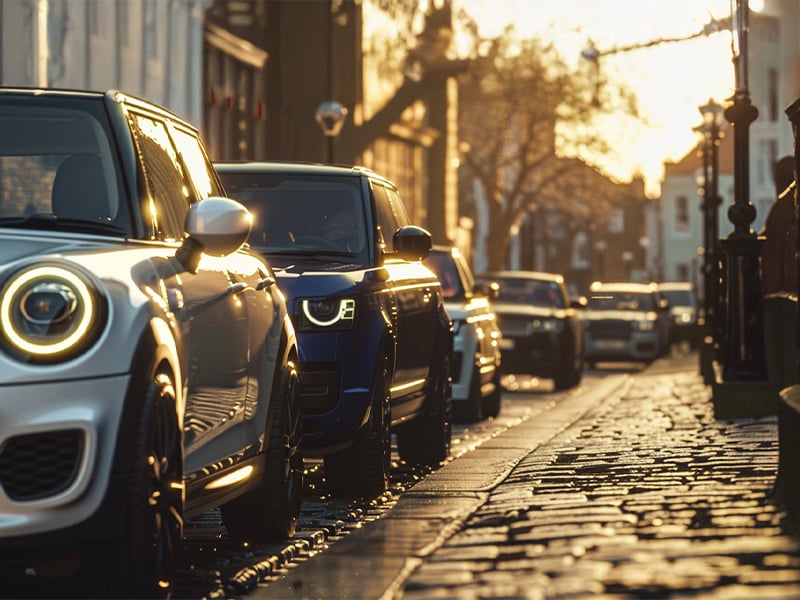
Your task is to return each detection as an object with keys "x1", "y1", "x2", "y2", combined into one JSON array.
[{"x1": 456, "y1": 25, "x2": 639, "y2": 271}]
